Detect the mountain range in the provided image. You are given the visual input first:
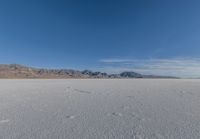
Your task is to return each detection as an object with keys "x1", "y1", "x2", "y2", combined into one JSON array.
[{"x1": 0, "y1": 64, "x2": 178, "y2": 79}]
